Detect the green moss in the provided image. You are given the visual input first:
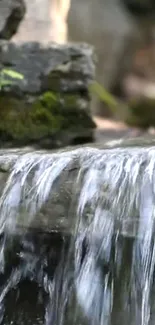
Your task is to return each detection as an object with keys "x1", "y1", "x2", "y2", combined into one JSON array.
[
  {"x1": 39, "y1": 91, "x2": 58, "y2": 107},
  {"x1": 0, "y1": 91, "x2": 94, "y2": 143},
  {"x1": 126, "y1": 98, "x2": 155, "y2": 128},
  {"x1": 39, "y1": 91, "x2": 80, "y2": 110}
]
